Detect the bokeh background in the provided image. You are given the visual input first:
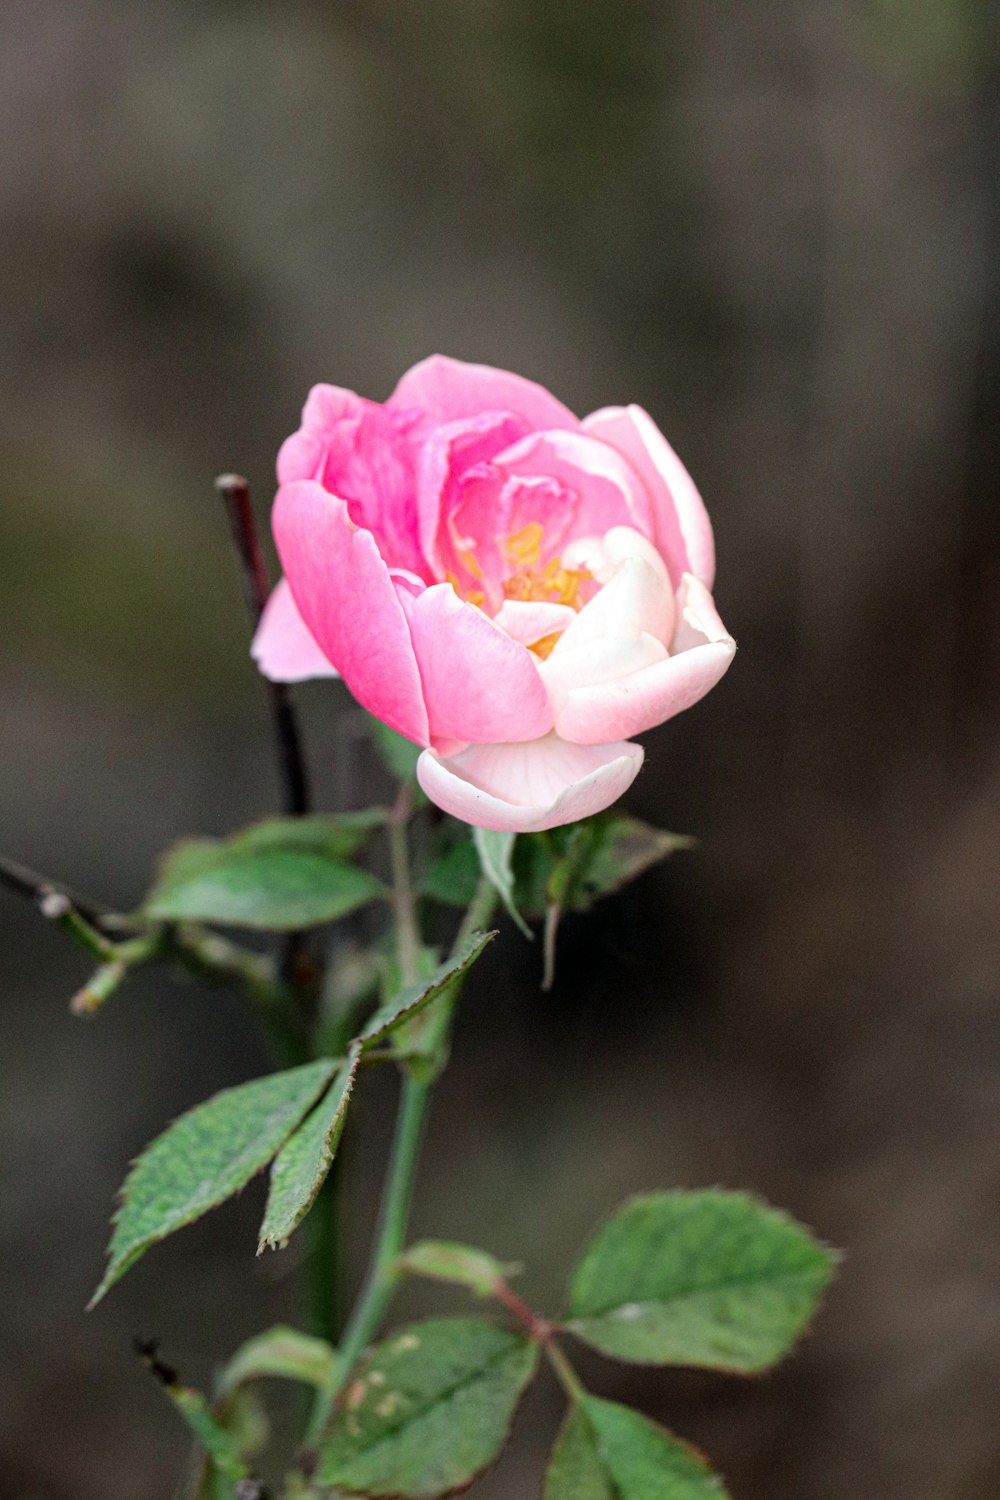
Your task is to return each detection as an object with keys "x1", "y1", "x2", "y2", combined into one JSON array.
[{"x1": 3, "y1": 3, "x2": 999, "y2": 1496}]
